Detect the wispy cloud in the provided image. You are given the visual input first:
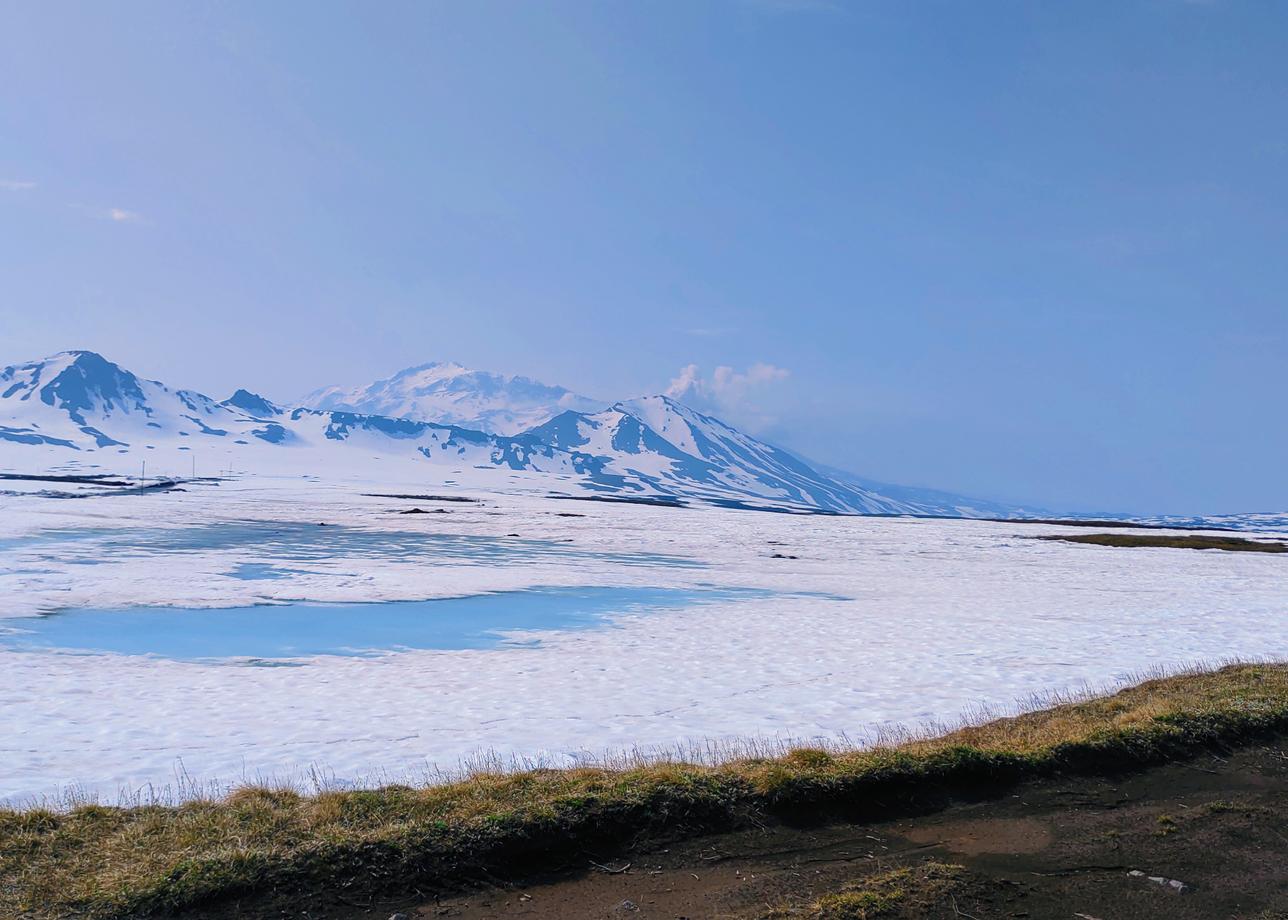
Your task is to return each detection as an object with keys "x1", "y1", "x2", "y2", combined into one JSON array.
[
  {"x1": 65, "y1": 202, "x2": 149, "y2": 224},
  {"x1": 665, "y1": 362, "x2": 791, "y2": 432},
  {"x1": 0, "y1": 179, "x2": 36, "y2": 191}
]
